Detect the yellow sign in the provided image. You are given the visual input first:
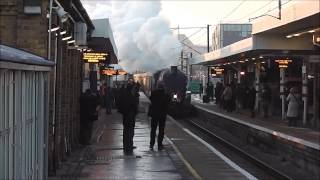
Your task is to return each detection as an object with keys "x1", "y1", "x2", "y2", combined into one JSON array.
[
  {"x1": 275, "y1": 59, "x2": 292, "y2": 68},
  {"x1": 101, "y1": 69, "x2": 127, "y2": 76},
  {"x1": 101, "y1": 69, "x2": 116, "y2": 76},
  {"x1": 83, "y1": 52, "x2": 108, "y2": 63},
  {"x1": 211, "y1": 67, "x2": 224, "y2": 75}
]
